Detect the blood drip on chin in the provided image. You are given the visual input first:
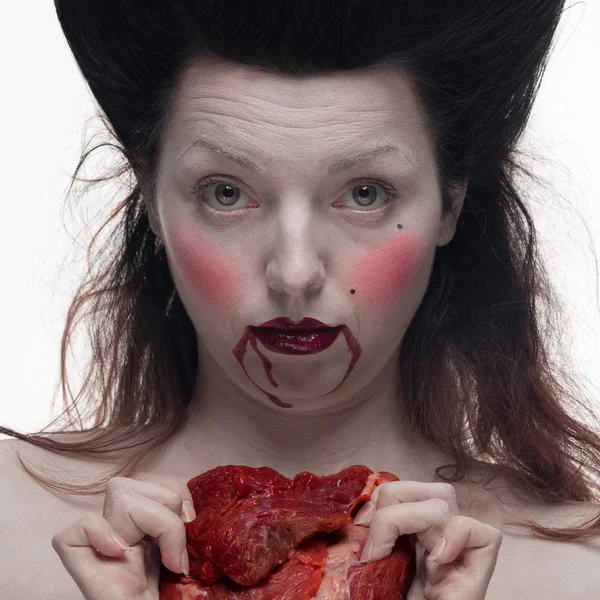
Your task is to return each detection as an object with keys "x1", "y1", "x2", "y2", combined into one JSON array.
[{"x1": 231, "y1": 325, "x2": 362, "y2": 408}]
